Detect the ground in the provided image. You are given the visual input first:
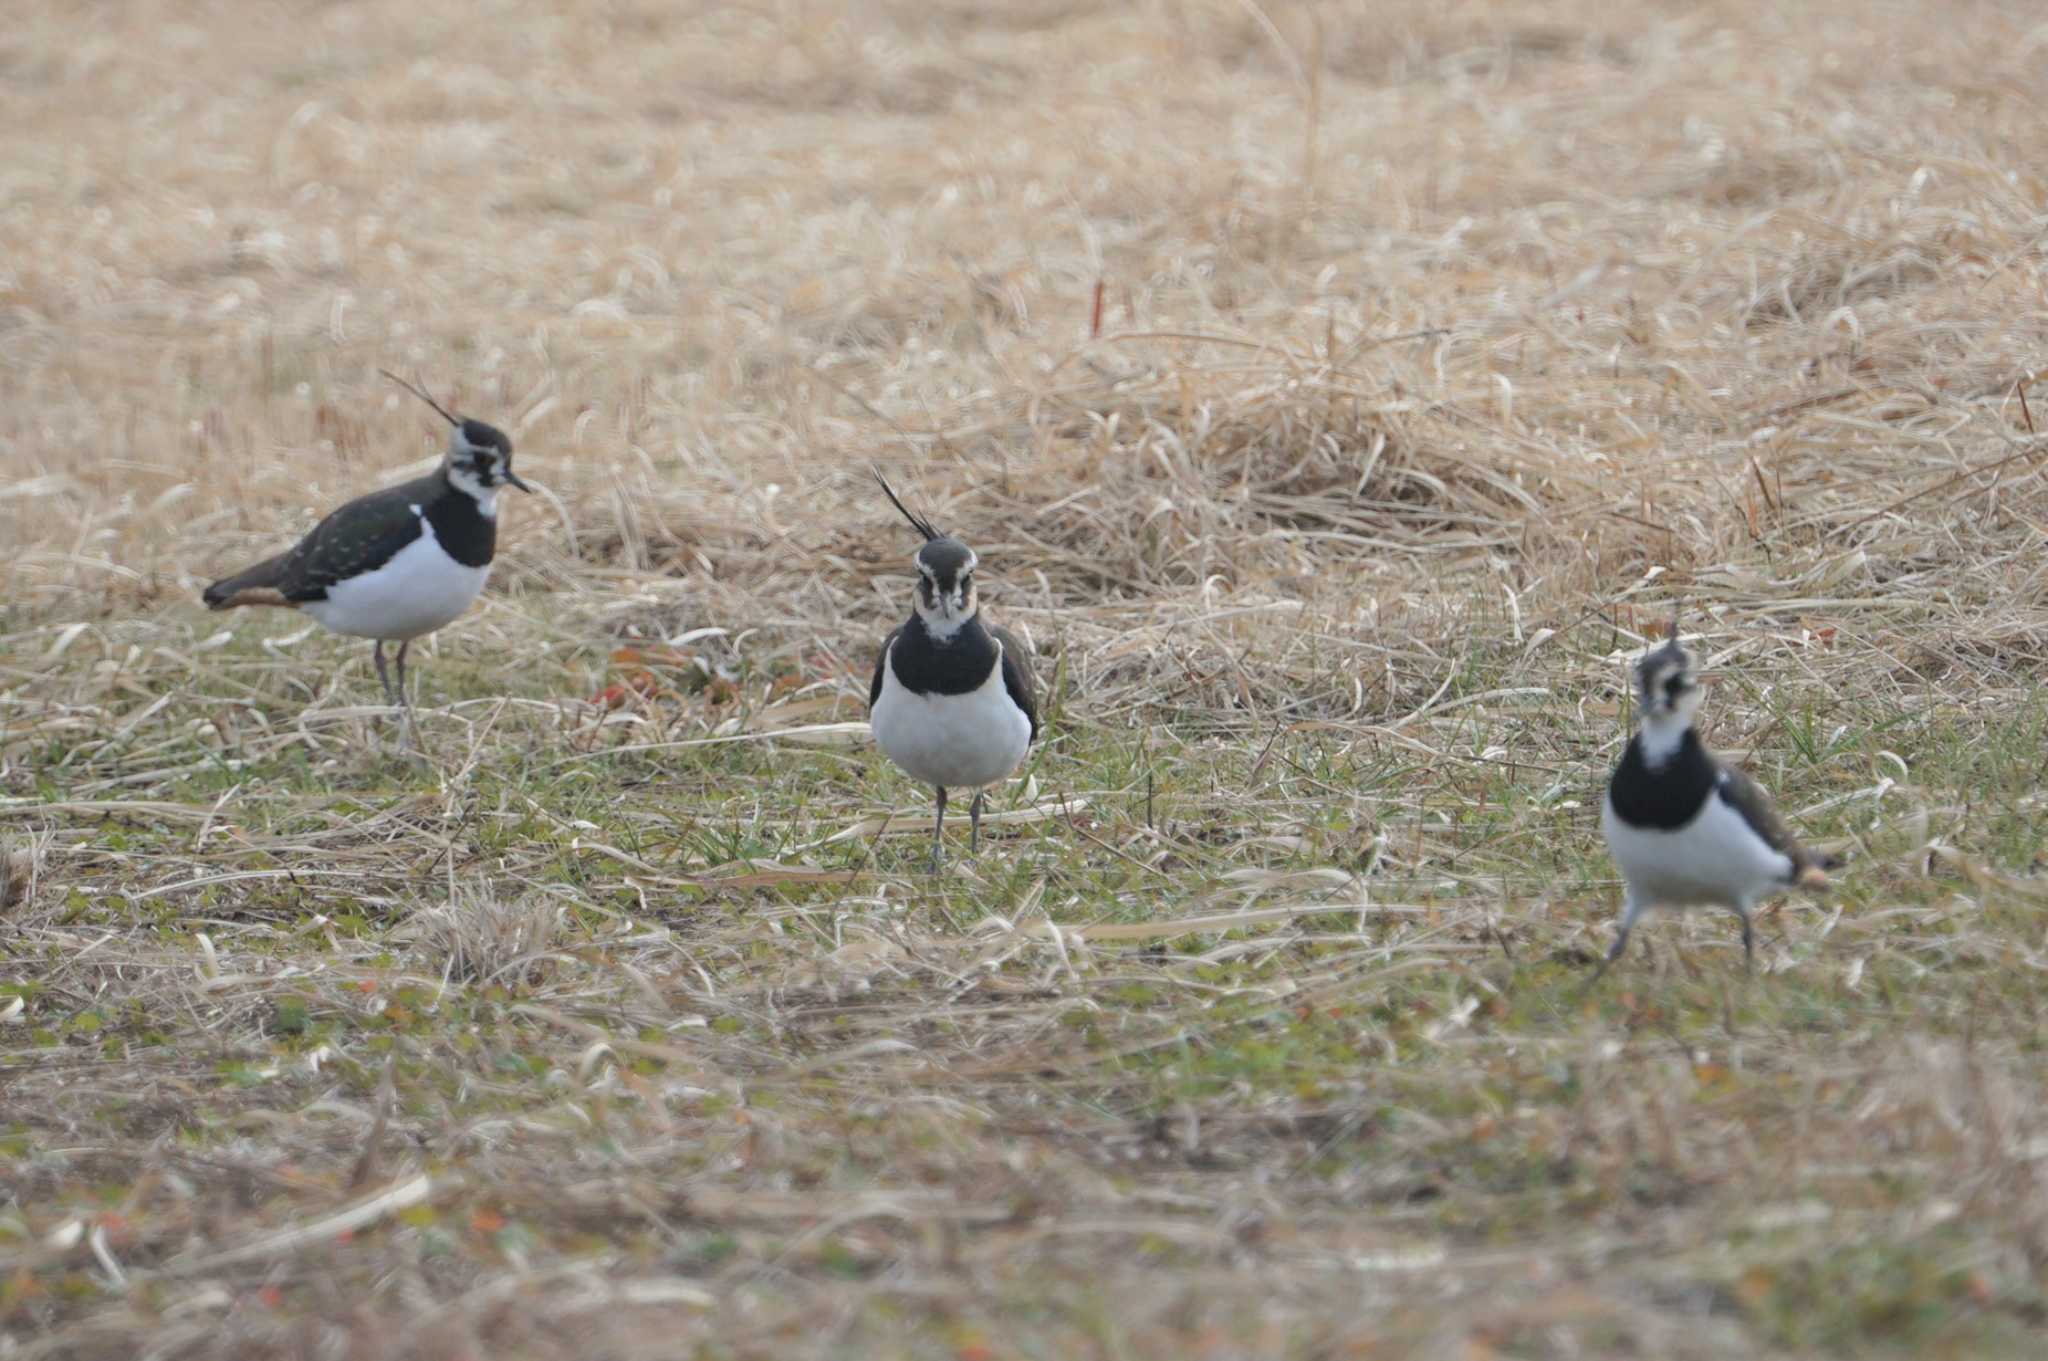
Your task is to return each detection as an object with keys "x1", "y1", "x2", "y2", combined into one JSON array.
[{"x1": 4, "y1": 0, "x2": 2048, "y2": 1357}]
